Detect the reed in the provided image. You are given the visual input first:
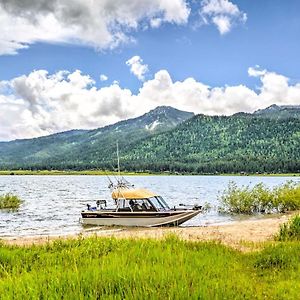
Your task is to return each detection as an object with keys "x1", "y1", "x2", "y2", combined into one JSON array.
[
  {"x1": 0, "y1": 193, "x2": 22, "y2": 209},
  {"x1": 276, "y1": 214, "x2": 300, "y2": 241},
  {"x1": 219, "y1": 181, "x2": 300, "y2": 214},
  {"x1": 0, "y1": 236, "x2": 299, "y2": 299}
]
